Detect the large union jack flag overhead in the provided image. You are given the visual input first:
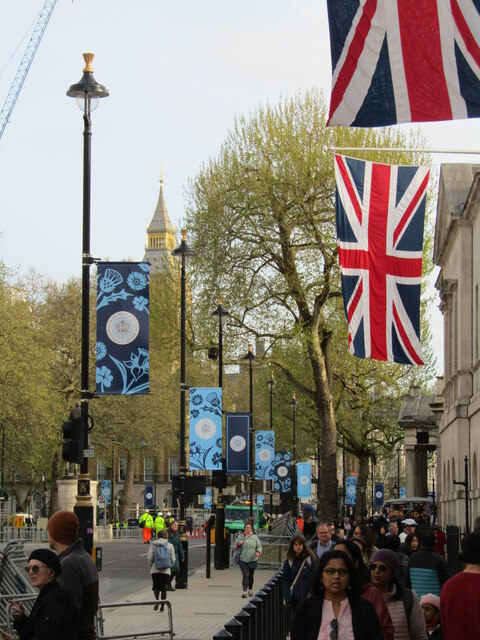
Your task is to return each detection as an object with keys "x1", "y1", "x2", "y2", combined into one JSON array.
[
  {"x1": 334, "y1": 155, "x2": 430, "y2": 365},
  {"x1": 326, "y1": 0, "x2": 480, "y2": 126}
]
